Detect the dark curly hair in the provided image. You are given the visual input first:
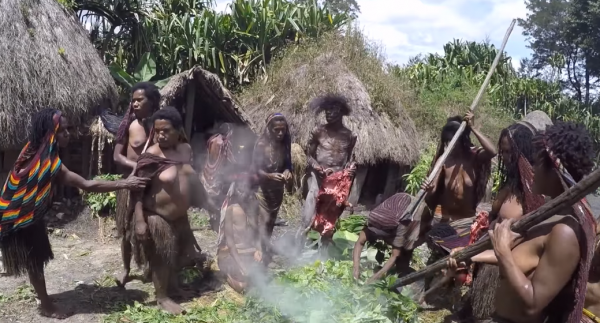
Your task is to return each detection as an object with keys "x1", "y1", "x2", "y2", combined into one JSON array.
[
  {"x1": 439, "y1": 116, "x2": 472, "y2": 154},
  {"x1": 131, "y1": 82, "x2": 161, "y2": 111},
  {"x1": 30, "y1": 108, "x2": 60, "y2": 150},
  {"x1": 534, "y1": 121, "x2": 595, "y2": 182},
  {"x1": 497, "y1": 123, "x2": 536, "y2": 199},
  {"x1": 151, "y1": 106, "x2": 183, "y2": 129},
  {"x1": 309, "y1": 93, "x2": 351, "y2": 116}
]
